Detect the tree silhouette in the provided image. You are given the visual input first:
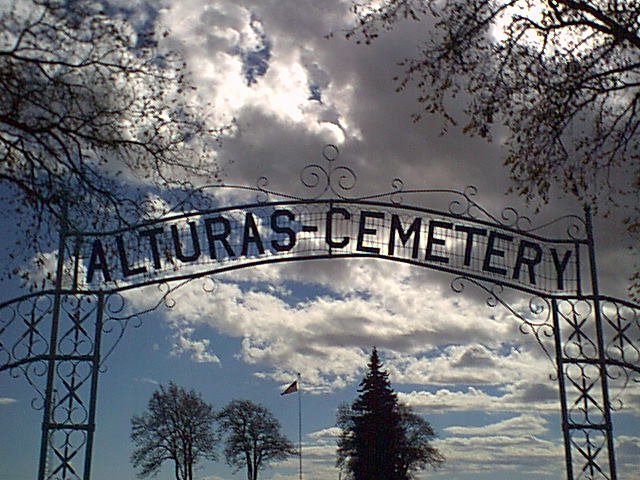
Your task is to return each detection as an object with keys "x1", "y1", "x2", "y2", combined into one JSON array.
[
  {"x1": 217, "y1": 399, "x2": 296, "y2": 480},
  {"x1": 130, "y1": 382, "x2": 218, "y2": 480},
  {"x1": 0, "y1": 0, "x2": 228, "y2": 282},
  {"x1": 337, "y1": 347, "x2": 443, "y2": 479},
  {"x1": 346, "y1": 0, "x2": 640, "y2": 299},
  {"x1": 396, "y1": 404, "x2": 445, "y2": 479}
]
